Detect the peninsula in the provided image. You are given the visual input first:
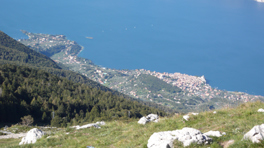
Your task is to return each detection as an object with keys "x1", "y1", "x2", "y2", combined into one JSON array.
[{"x1": 18, "y1": 30, "x2": 264, "y2": 112}]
